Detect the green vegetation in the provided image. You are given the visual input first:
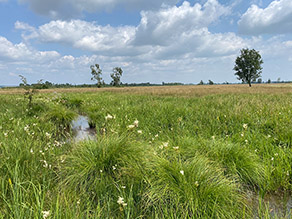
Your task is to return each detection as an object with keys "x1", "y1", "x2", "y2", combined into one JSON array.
[
  {"x1": 0, "y1": 89, "x2": 292, "y2": 218},
  {"x1": 234, "y1": 48, "x2": 264, "y2": 87}
]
